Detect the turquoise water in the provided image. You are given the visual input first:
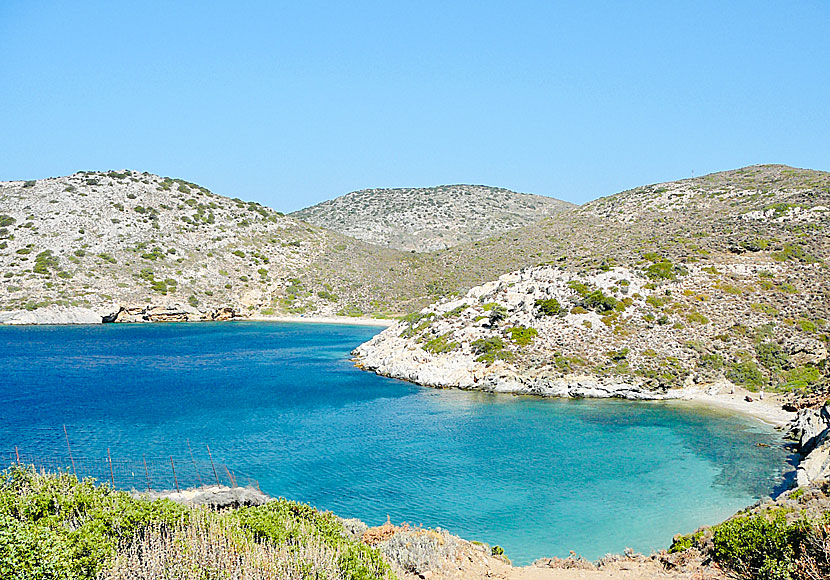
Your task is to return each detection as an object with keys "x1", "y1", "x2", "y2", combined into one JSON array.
[{"x1": 0, "y1": 321, "x2": 793, "y2": 564}]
